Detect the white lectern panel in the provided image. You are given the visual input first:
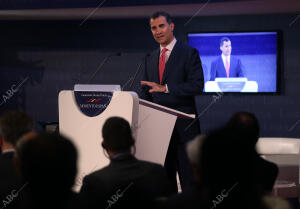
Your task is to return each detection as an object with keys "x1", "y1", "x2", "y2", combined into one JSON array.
[
  {"x1": 59, "y1": 91, "x2": 138, "y2": 191},
  {"x1": 136, "y1": 99, "x2": 195, "y2": 165},
  {"x1": 135, "y1": 104, "x2": 176, "y2": 165}
]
